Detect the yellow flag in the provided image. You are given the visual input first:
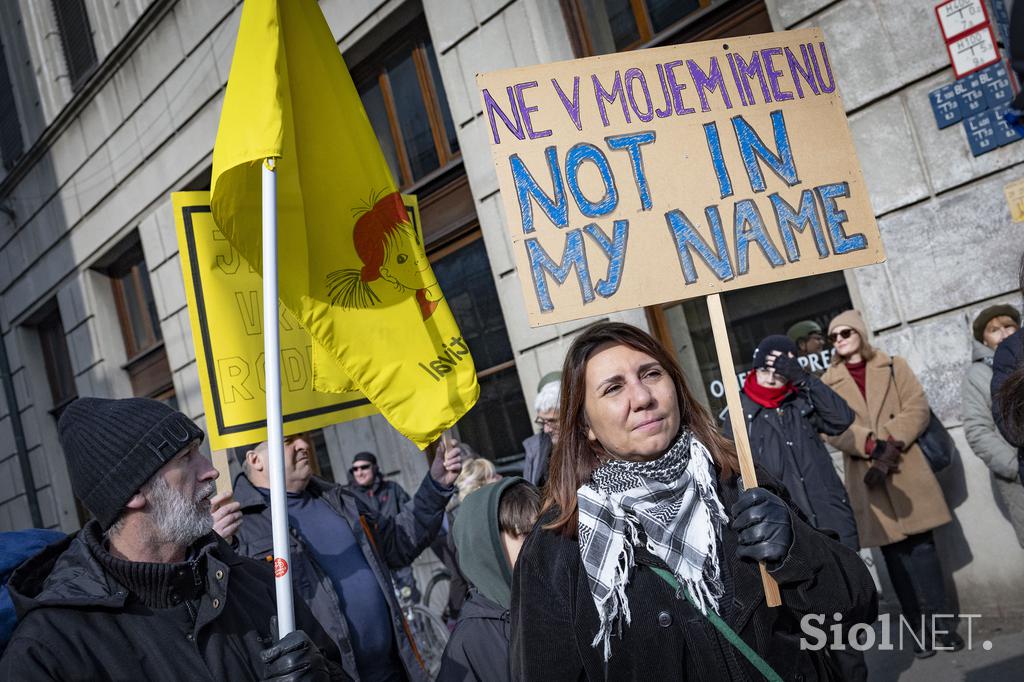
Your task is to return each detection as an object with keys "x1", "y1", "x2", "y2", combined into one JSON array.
[{"x1": 210, "y1": 0, "x2": 478, "y2": 448}]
